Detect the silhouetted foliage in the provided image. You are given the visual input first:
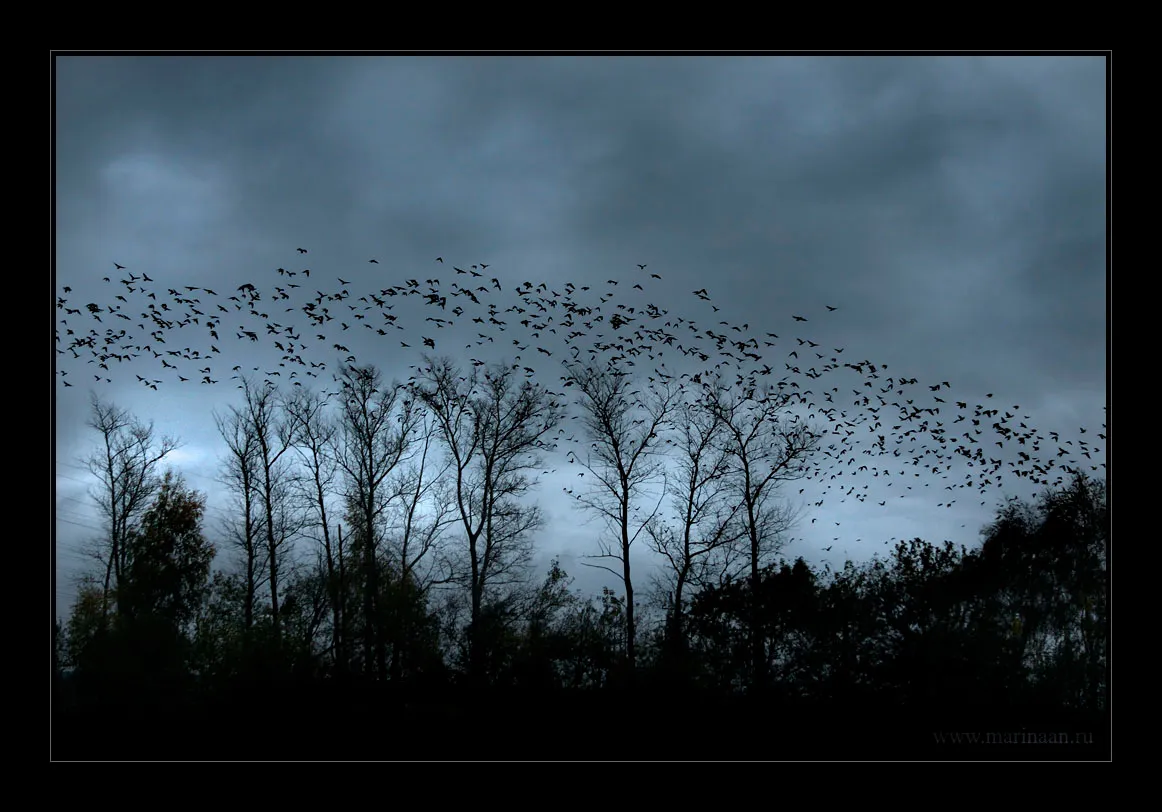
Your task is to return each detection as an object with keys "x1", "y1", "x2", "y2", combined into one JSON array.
[{"x1": 63, "y1": 472, "x2": 213, "y2": 706}]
